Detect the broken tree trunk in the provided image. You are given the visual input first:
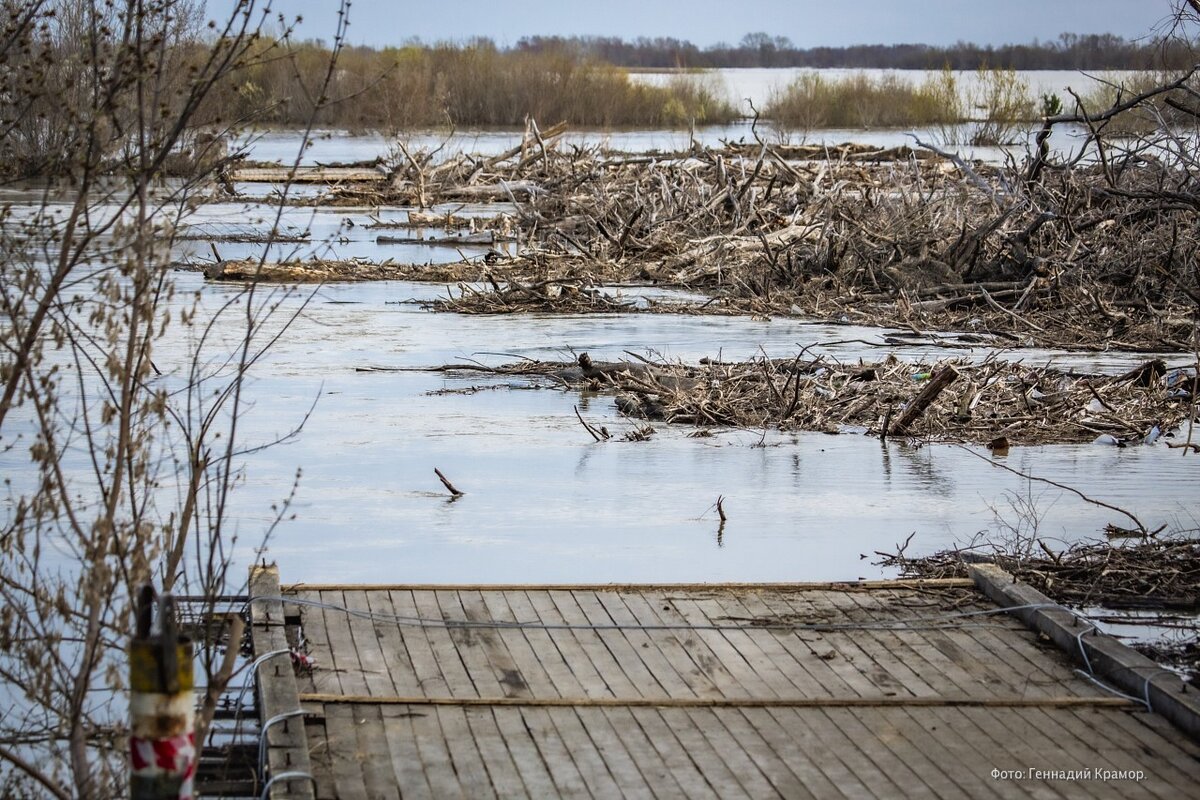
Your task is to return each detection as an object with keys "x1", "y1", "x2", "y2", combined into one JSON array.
[{"x1": 889, "y1": 365, "x2": 961, "y2": 437}]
